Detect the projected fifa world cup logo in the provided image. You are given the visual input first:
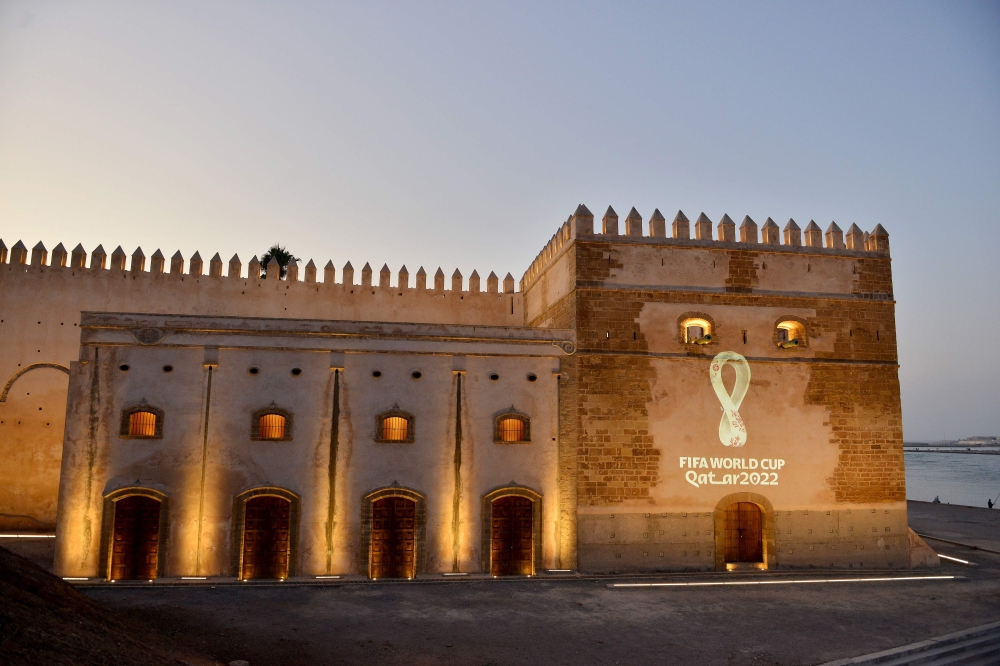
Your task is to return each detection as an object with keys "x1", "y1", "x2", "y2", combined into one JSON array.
[{"x1": 709, "y1": 351, "x2": 751, "y2": 447}]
